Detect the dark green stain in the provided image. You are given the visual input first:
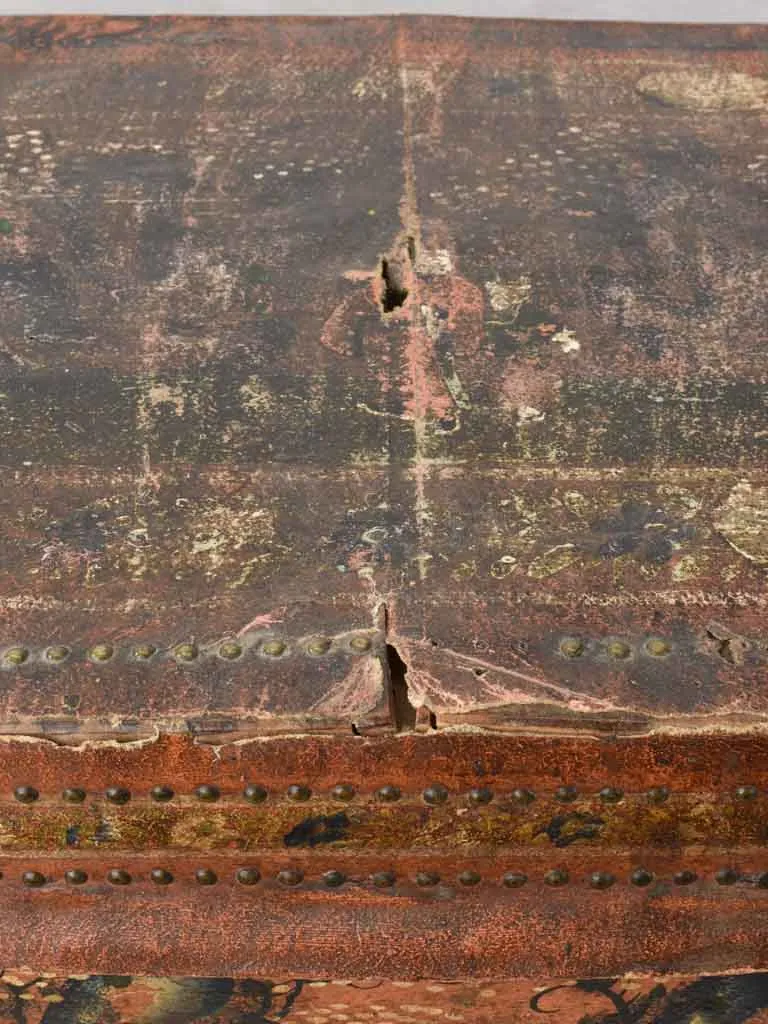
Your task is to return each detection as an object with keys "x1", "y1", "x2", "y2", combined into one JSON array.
[{"x1": 0, "y1": 218, "x2": 13, "y2": 235}]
